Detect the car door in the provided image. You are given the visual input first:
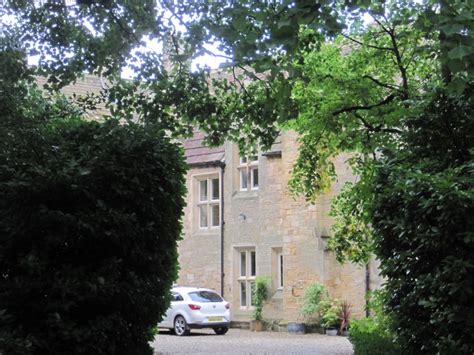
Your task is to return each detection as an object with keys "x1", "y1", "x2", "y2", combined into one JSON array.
[{"x1": 159, "y1": 292, "x2": 182, "y2": 328}]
